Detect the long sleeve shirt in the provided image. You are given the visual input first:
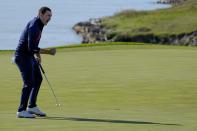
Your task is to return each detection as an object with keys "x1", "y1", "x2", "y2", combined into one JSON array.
[{"x1": 15, "y1": 17, "x2": 44, "y2": 57}]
